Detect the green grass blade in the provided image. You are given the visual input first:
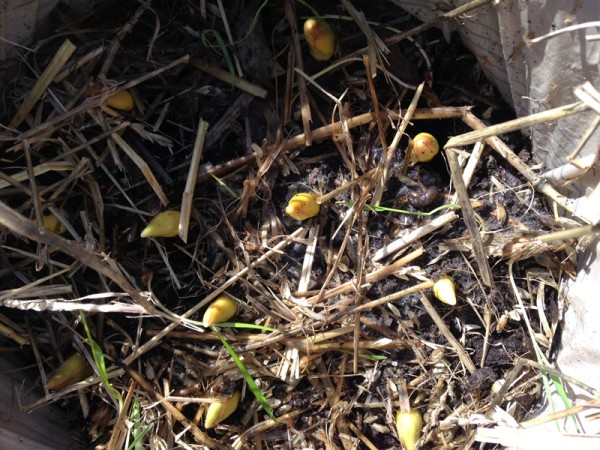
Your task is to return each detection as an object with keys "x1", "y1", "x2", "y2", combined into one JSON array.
[
  {"x1": 79, "y1": 312, "x2": 122, "y2": 406},
  {"x1": 341, "y1": 350, "x2": 388, "y2": 361},
  {"x1": 211, "y1": 326, "x2": 276, "y2": 422},
  {"x1": 210, "y1": 173, "x2": 241, "y2": 199}
]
